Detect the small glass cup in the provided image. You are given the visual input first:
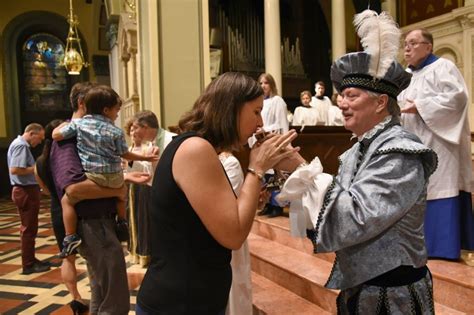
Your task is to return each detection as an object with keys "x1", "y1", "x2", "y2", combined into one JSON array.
[{"x1": 141, "y1": 140, "x2": 153, "y2": 155}]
